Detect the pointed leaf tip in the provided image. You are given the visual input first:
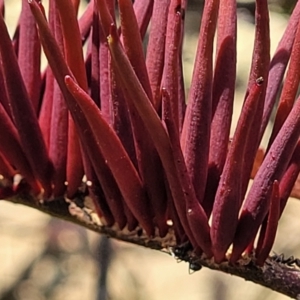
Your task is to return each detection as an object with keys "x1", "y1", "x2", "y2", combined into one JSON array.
[{"x1": 64, "y1": 75, "x2": 155, "y2": 236}]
